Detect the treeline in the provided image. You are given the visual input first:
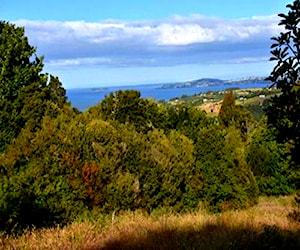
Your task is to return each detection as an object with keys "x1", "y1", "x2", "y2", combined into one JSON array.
[
  {"x1": 1, "y1": 86, "x2": 289, "y2": 233},
  {"x1": 1, "y1": 1, "x2": 300, "y2": 234}
]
